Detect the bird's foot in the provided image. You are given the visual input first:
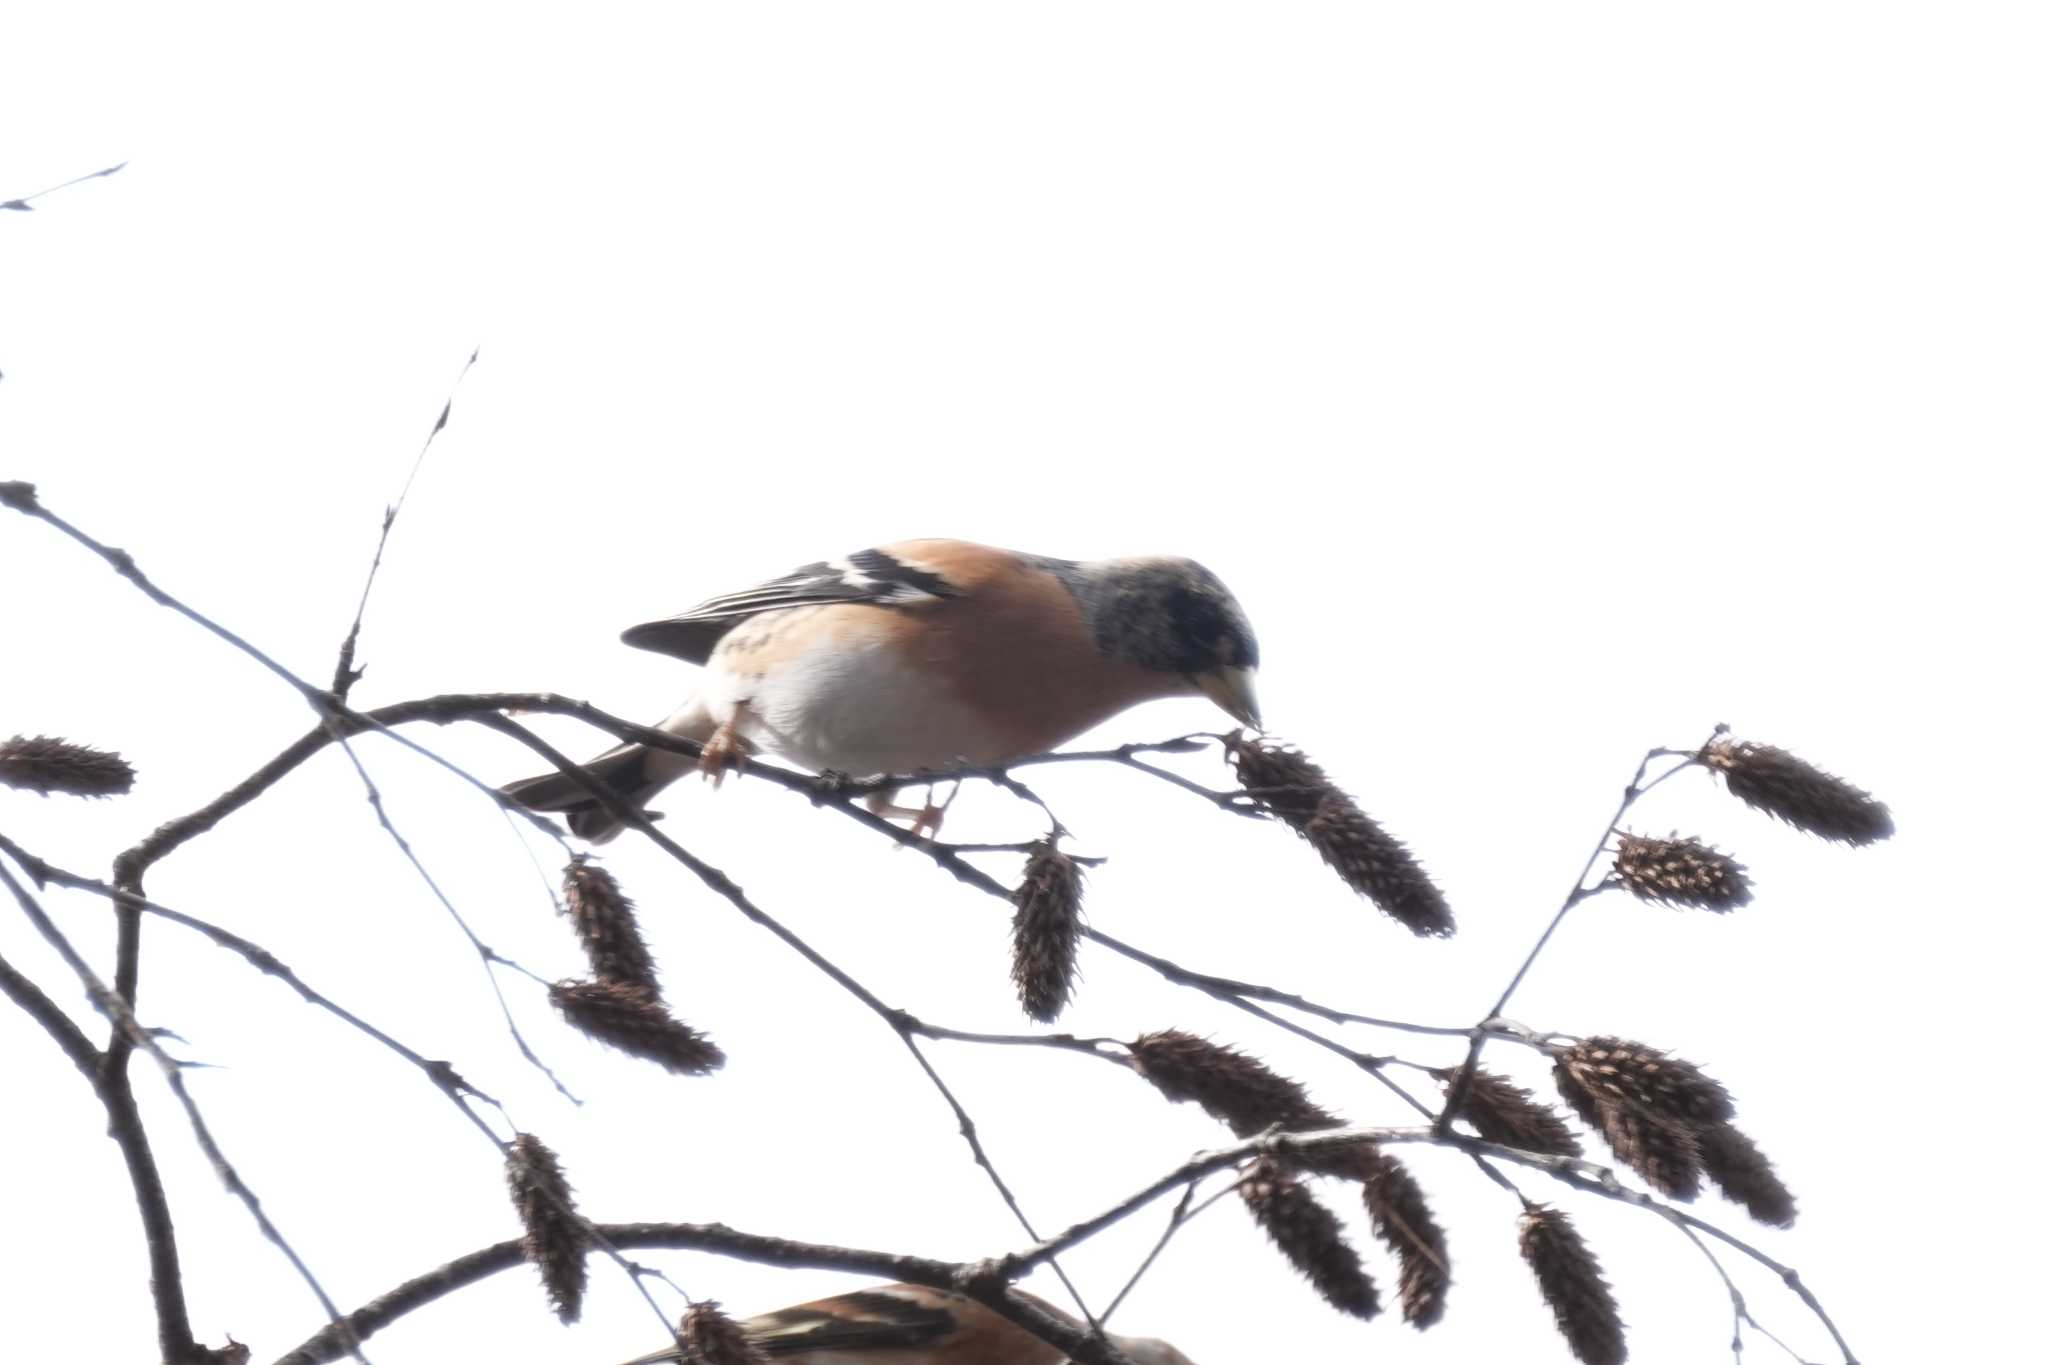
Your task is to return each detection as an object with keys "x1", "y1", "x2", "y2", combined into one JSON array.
[
  {"x1": 697, "y1": 719, "x2": 753, "y2": 787},
  {"x1": 864, "y1": 781, "x2": 960, "y2": 840}
]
